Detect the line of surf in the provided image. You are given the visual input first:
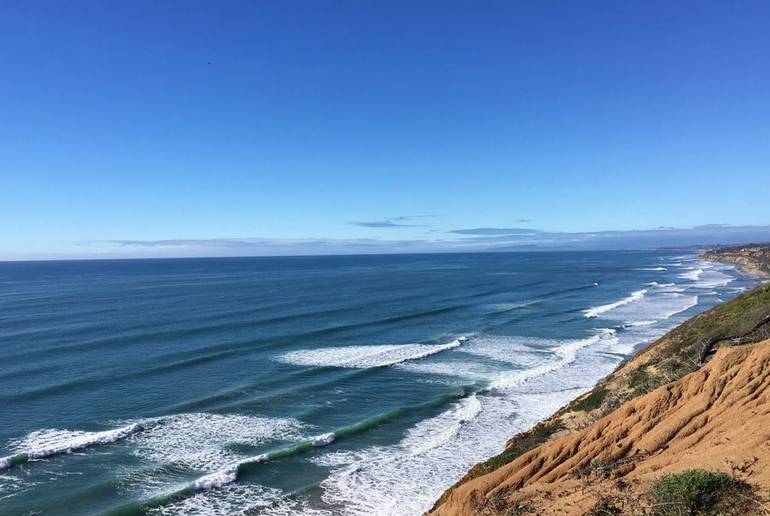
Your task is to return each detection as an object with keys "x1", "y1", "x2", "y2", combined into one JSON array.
[
  {"x1": 276, "y1": 337, "x2": 466, "y2": 369},
  {"x1": 485, "y1": 330, "x2": 618, "y2": 390},
  {"x1": 0, "y1": 423, "x2": 144, "y2": 472},
  {"x1": 583, "y1": 289, "x2": 647, "y2": 318},
  {"x1": 679, "y1": 267, "x2": 704, "y2": 281}
]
